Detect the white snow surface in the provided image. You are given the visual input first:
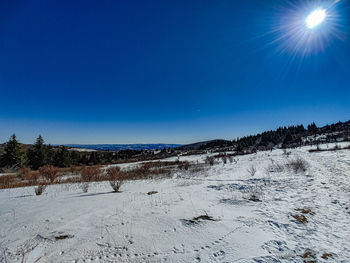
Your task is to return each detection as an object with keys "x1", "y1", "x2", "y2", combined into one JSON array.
[{"x1": 1, "y1": 145, "x2": 350, "y2": 262}]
